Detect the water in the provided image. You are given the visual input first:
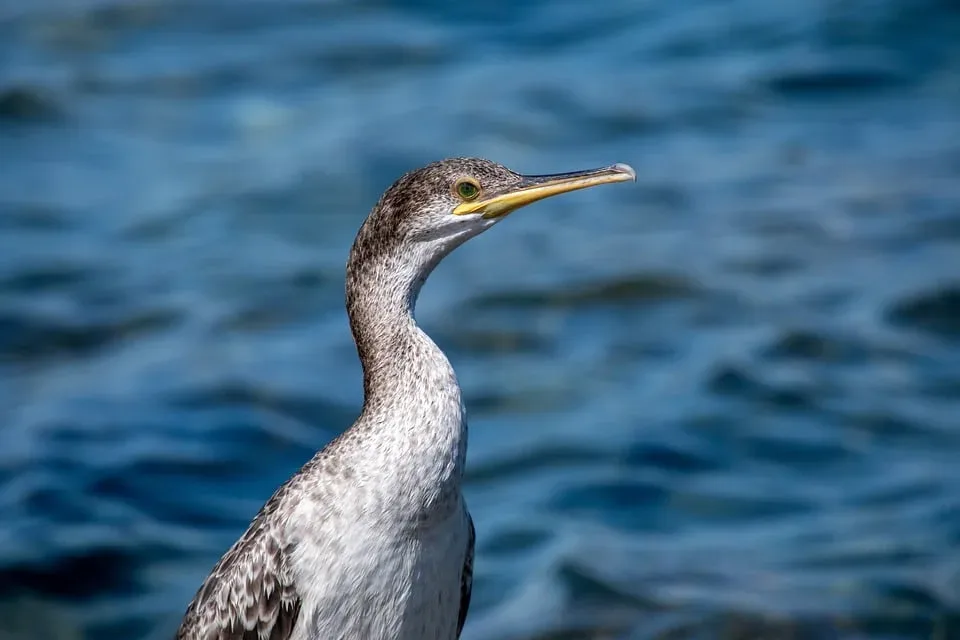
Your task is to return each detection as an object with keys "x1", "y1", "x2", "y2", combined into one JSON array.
[{"x1": 1, "y1": 0, "x2": 959, "y2": 638}]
